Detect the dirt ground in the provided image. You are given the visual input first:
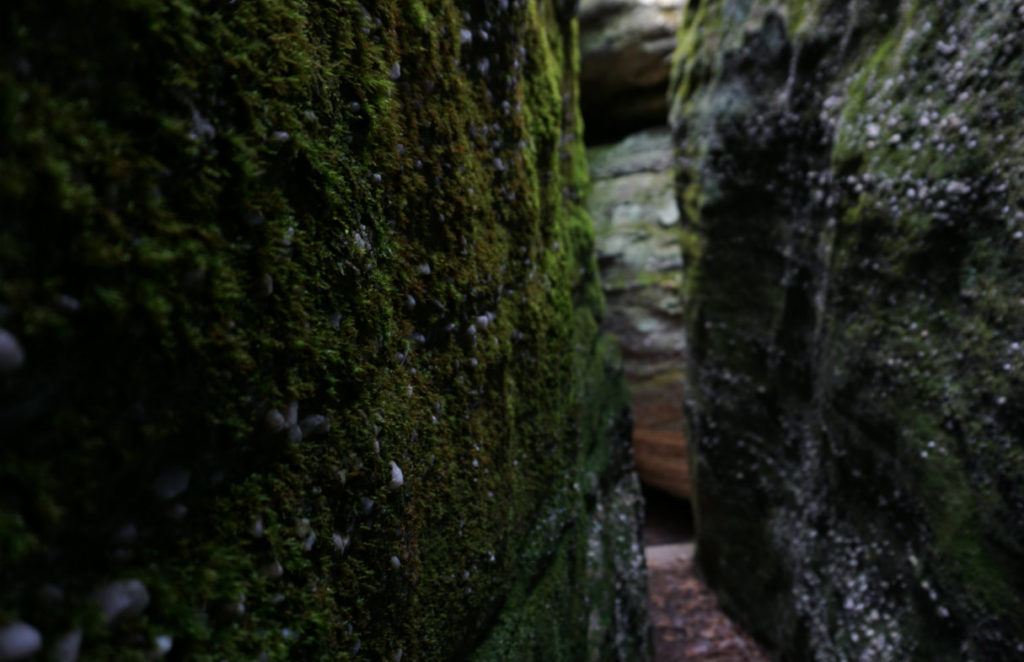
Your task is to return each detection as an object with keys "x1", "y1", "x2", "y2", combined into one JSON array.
[
  {"x1": 645, "y1": 544, "x2": 771, "y2": 662},
  {"x1": 642, "y1": 488, "x2": 771, "y2": 662}
]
